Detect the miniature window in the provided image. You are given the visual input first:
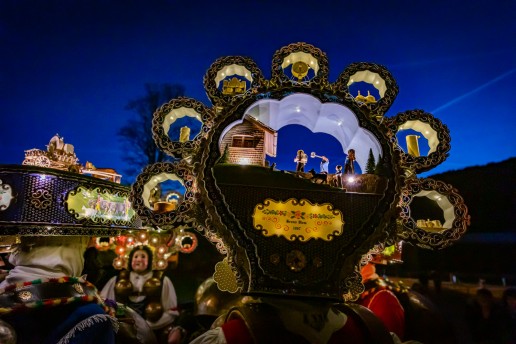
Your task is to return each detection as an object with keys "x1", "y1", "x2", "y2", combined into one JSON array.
[{"x1": 232, "y1": 135, "x2": 256, "y2": 148}]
